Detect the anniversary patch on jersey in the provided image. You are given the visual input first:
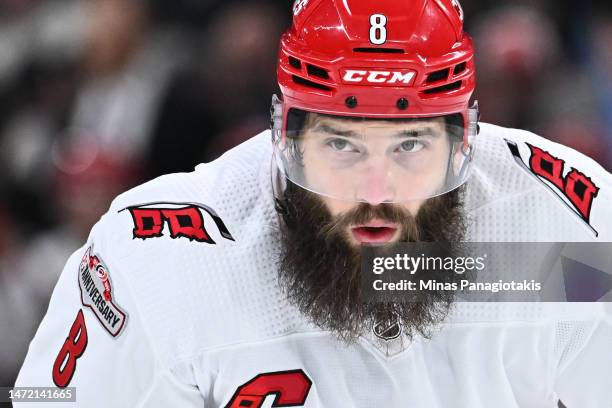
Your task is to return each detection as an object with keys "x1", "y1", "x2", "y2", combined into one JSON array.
[
  {"x1": 506, "y1": 140, "x2": 600, "y2": 236},
  {"x1": 78, "y1": 246, "x2": 127, "y2": 337},
  {"x1": 120, "y1": 201, "x2": 235, "y2": 243}
]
